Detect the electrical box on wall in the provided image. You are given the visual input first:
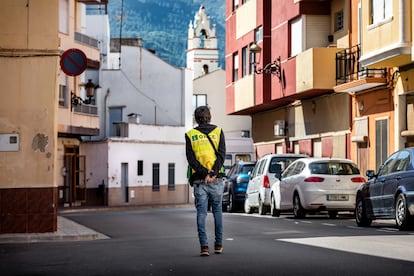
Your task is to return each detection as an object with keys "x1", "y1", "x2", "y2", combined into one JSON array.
[{"x1": 0, "y1": 133, "x2": 19, "y2": 152}]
